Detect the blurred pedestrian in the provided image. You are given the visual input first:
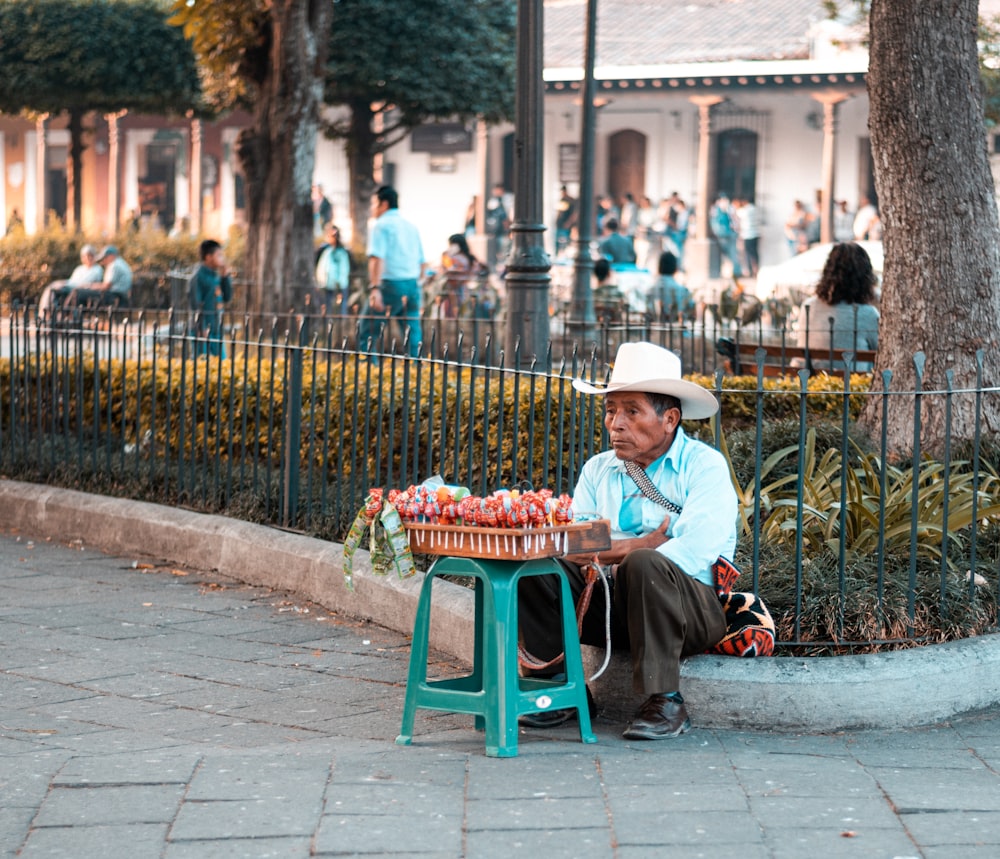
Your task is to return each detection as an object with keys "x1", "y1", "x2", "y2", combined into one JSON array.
[
  {"x1": 361, "y1": 185, "x2": 428, "y2": 358},
  {"x1": 438, "y1": 233, "x2": 484, "y2": 318},
  {"x1": 188, "y1": 239, "x2": 232, "y2": 357},
  {"x1": 485, "y1": 183, "x2": 510, "y2": 269},
  {"x1": 312, "y1": 184, "x2": 332, "y2": 238},
  {"x1": 555, "y1": 185, "x2": 578, "y2": 254},
  {"x1": 785, "y1": 200, "x2": 811, "y2": 255},
  {"x1": 598, "y1": 218, "x2": 636, "y2": 264},
  {"x1": 709, "y1": 193, "x2": 742, "y2": 276},
  {"x1": 734, "y1": 198, "x2": 760, "y2": 277},
  {"x1": 833, "y1": 200, "x2": 855, "y2": 242},
  {"x1": 853, "y1": 196, "x2": 878, "y2": 241},
  {"x1": 315, "y1": 223, "x2": 351, "y2": 314},
  {"x1": 646, "y1": 251, "x2": 694, "y2": 323}
]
